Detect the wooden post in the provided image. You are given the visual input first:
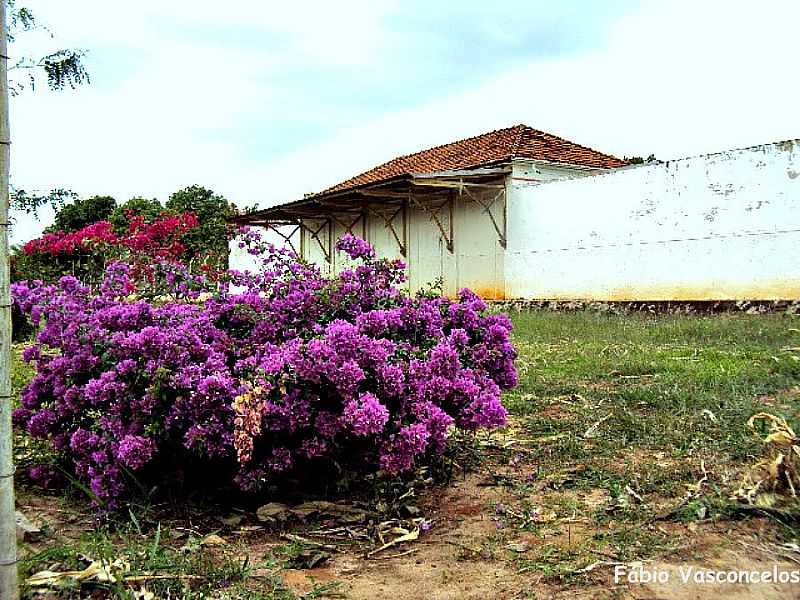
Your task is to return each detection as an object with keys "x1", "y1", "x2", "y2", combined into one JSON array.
[{"x1": 0, "y1": 1, "x2": 17, "y2": 597}]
